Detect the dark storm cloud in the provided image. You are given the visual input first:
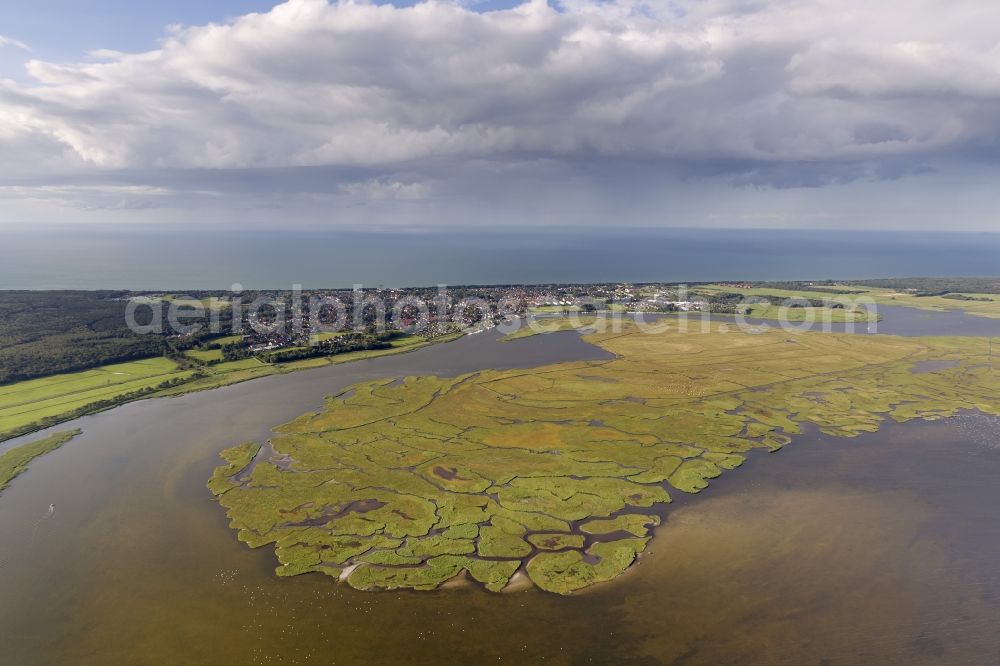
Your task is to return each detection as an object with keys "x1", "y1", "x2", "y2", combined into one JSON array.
[{"x1": 1, "y1": 0, "x2": 1000, "y2": 225}]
